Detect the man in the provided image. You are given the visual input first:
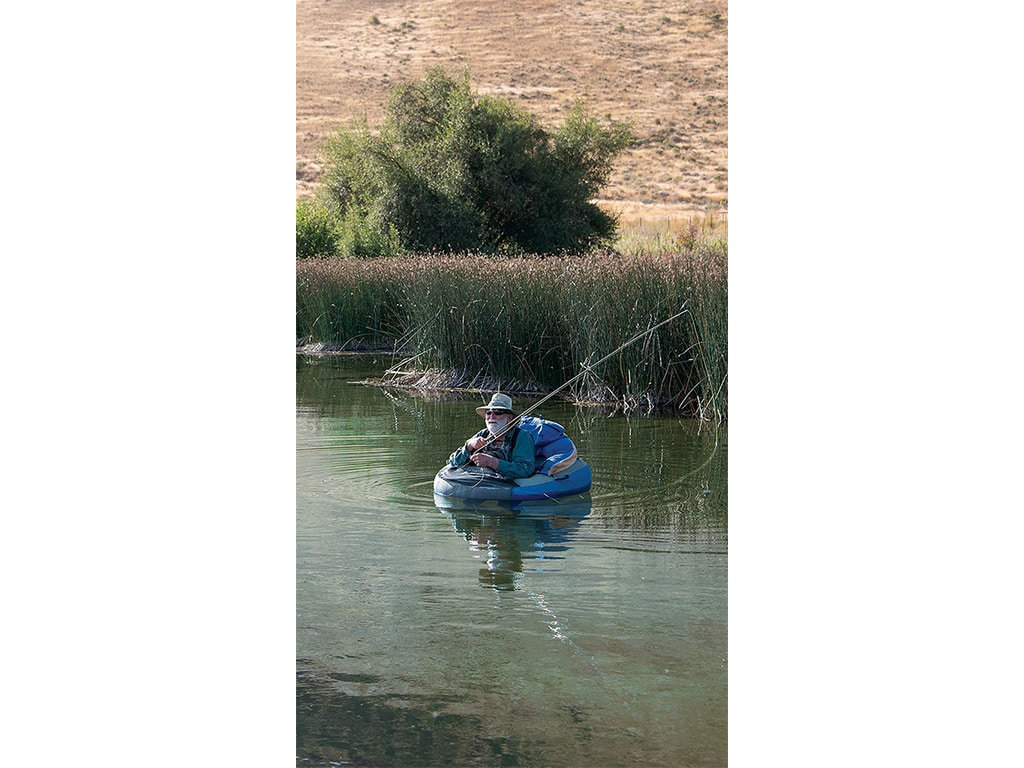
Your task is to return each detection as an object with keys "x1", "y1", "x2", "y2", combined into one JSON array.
[{"x1": 447, "y1": 393, "x2": 535, "y2": 479}]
